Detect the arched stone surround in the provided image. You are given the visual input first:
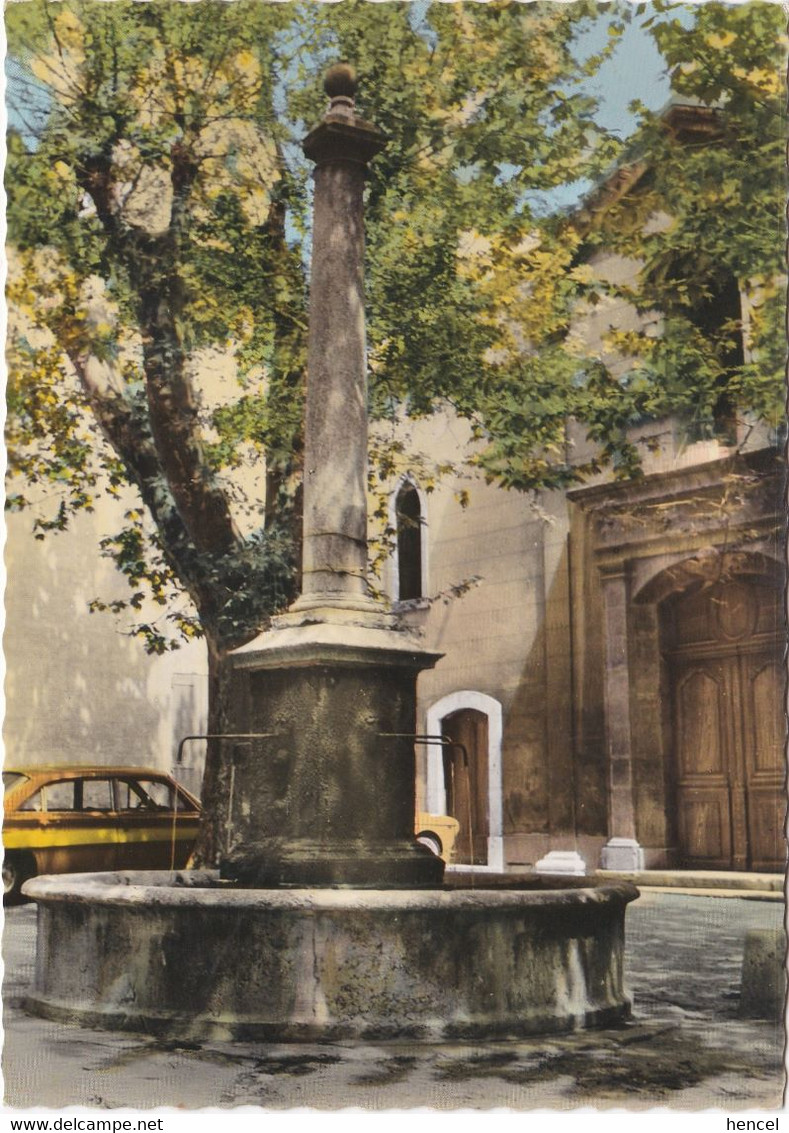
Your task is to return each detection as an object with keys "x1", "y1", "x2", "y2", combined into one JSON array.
[
  {"x1": 568, "y1": 449, "x2": 783, "y2": 870},
  {"x1": 425, "y1": 690, "x2": 504, "y2": 872},
  {"x1": 631, "y1": 549, "x2": 782, "y2": 867},
  {"x1": 632, "y1": 547, "x2": 784, "y2": 607}
]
